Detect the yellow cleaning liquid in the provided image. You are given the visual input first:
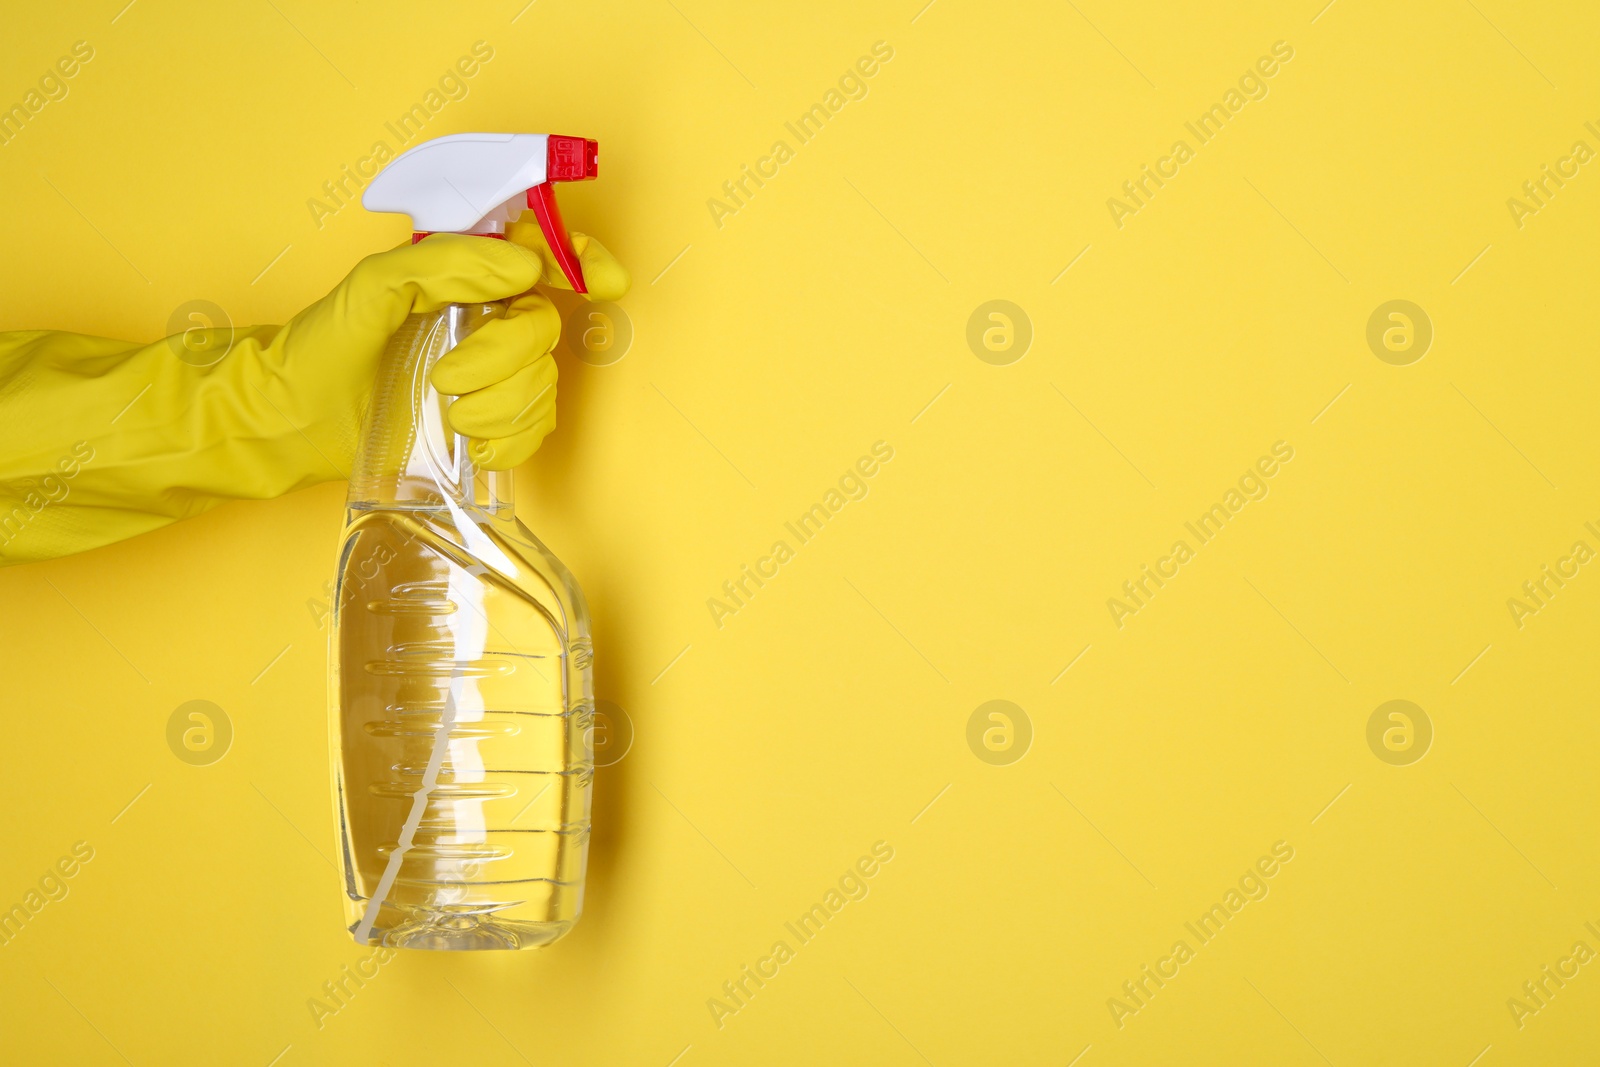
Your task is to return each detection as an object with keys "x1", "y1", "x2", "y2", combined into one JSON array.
[{"x1": 331, "y1": 304, "x2": 593, "y2": 950}]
